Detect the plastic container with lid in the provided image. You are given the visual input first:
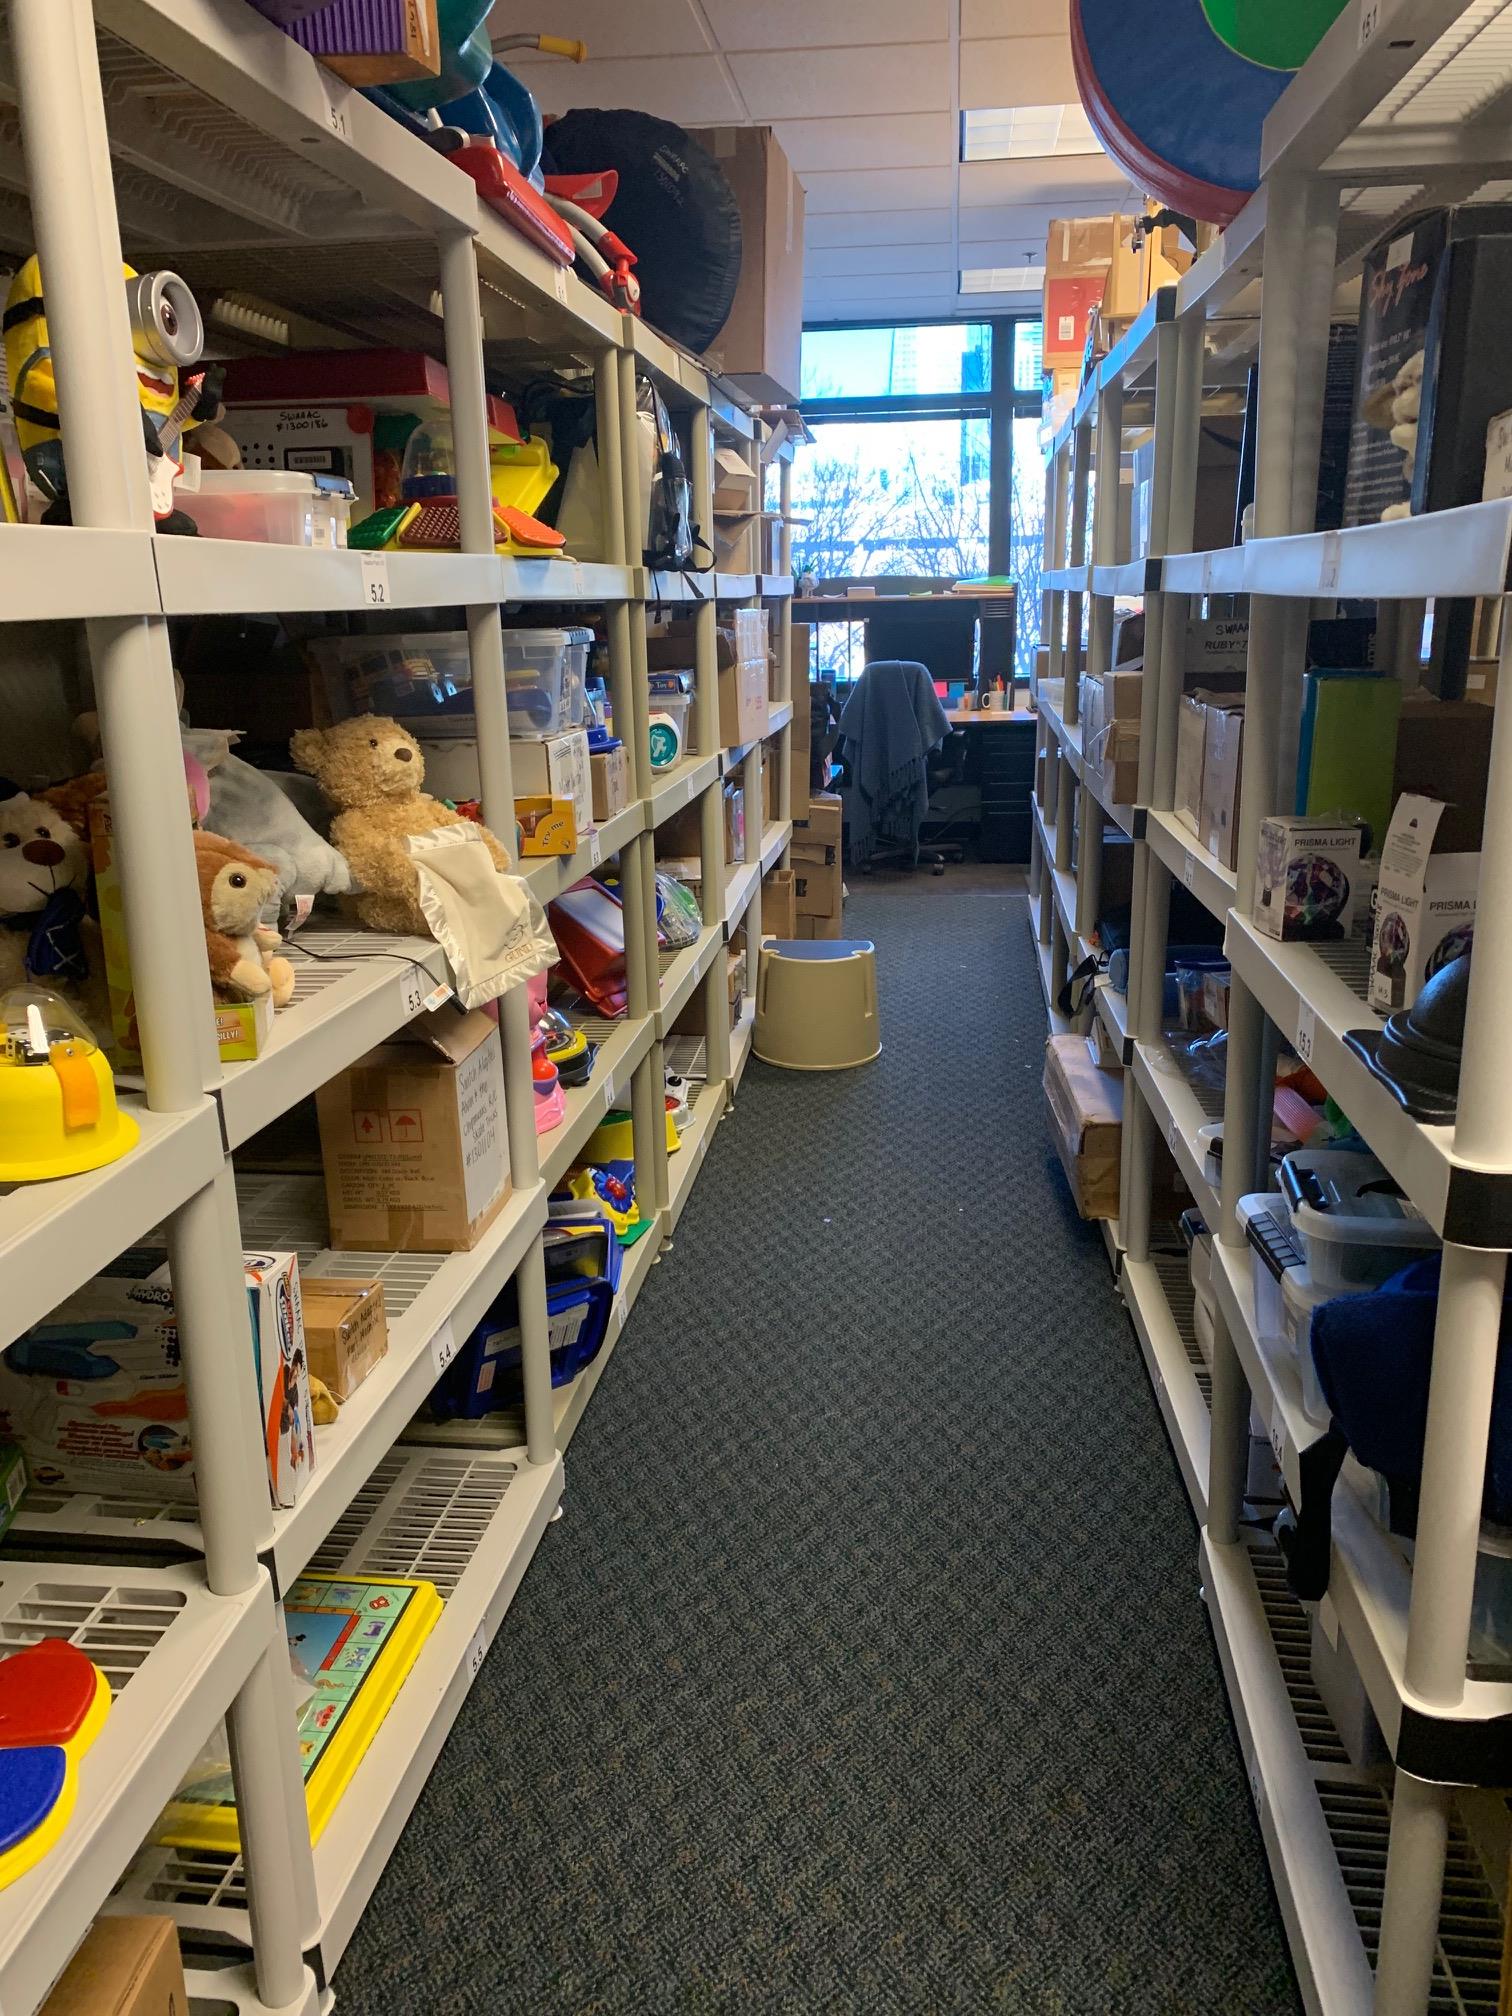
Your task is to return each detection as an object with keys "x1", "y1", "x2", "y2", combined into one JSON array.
[
  {"x1": 1238, "y1": 1191, "x2": 1370, "y2": 1427},
  {"x1": 501, "y1": 627, "x2": 591, "y2": 738},
  {"x1": 648, "y1": 694, "x2": 692, "y2": 770},
  {"x1": 178, "y1": 468, "x2": 354, "y2": 547},
  {"x1": 1278, "y1": 1147, "x2": 1437, "y2": 1291}
]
